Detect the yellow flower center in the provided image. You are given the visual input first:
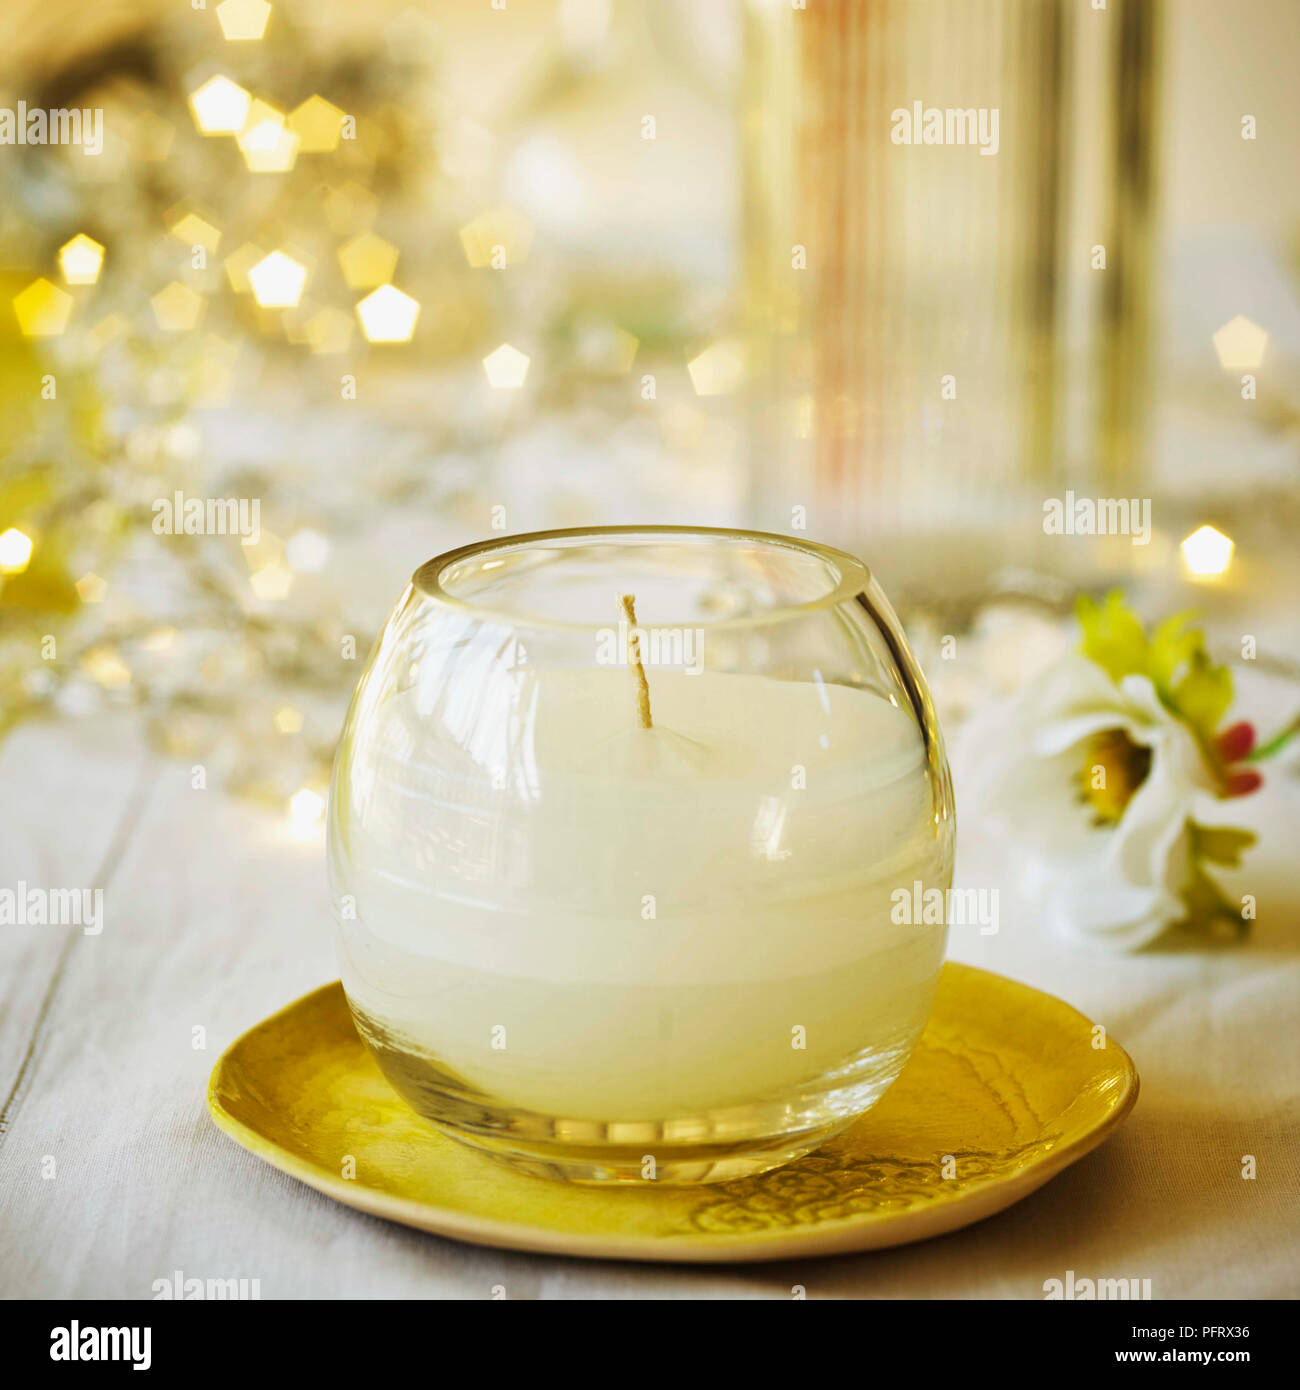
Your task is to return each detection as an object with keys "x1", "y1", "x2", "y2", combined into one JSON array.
[{"x1": 1079, "y1": 727, "x2": 1152, "y2": 825}]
